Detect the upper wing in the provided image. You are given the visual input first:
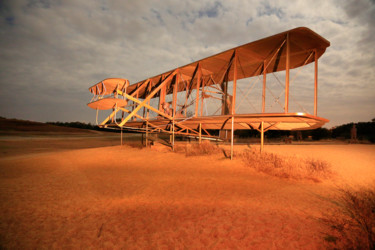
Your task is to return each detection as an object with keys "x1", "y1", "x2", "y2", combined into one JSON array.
[{"x1": 89, "y1": 27, "x2": 330, "y2": 100}]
